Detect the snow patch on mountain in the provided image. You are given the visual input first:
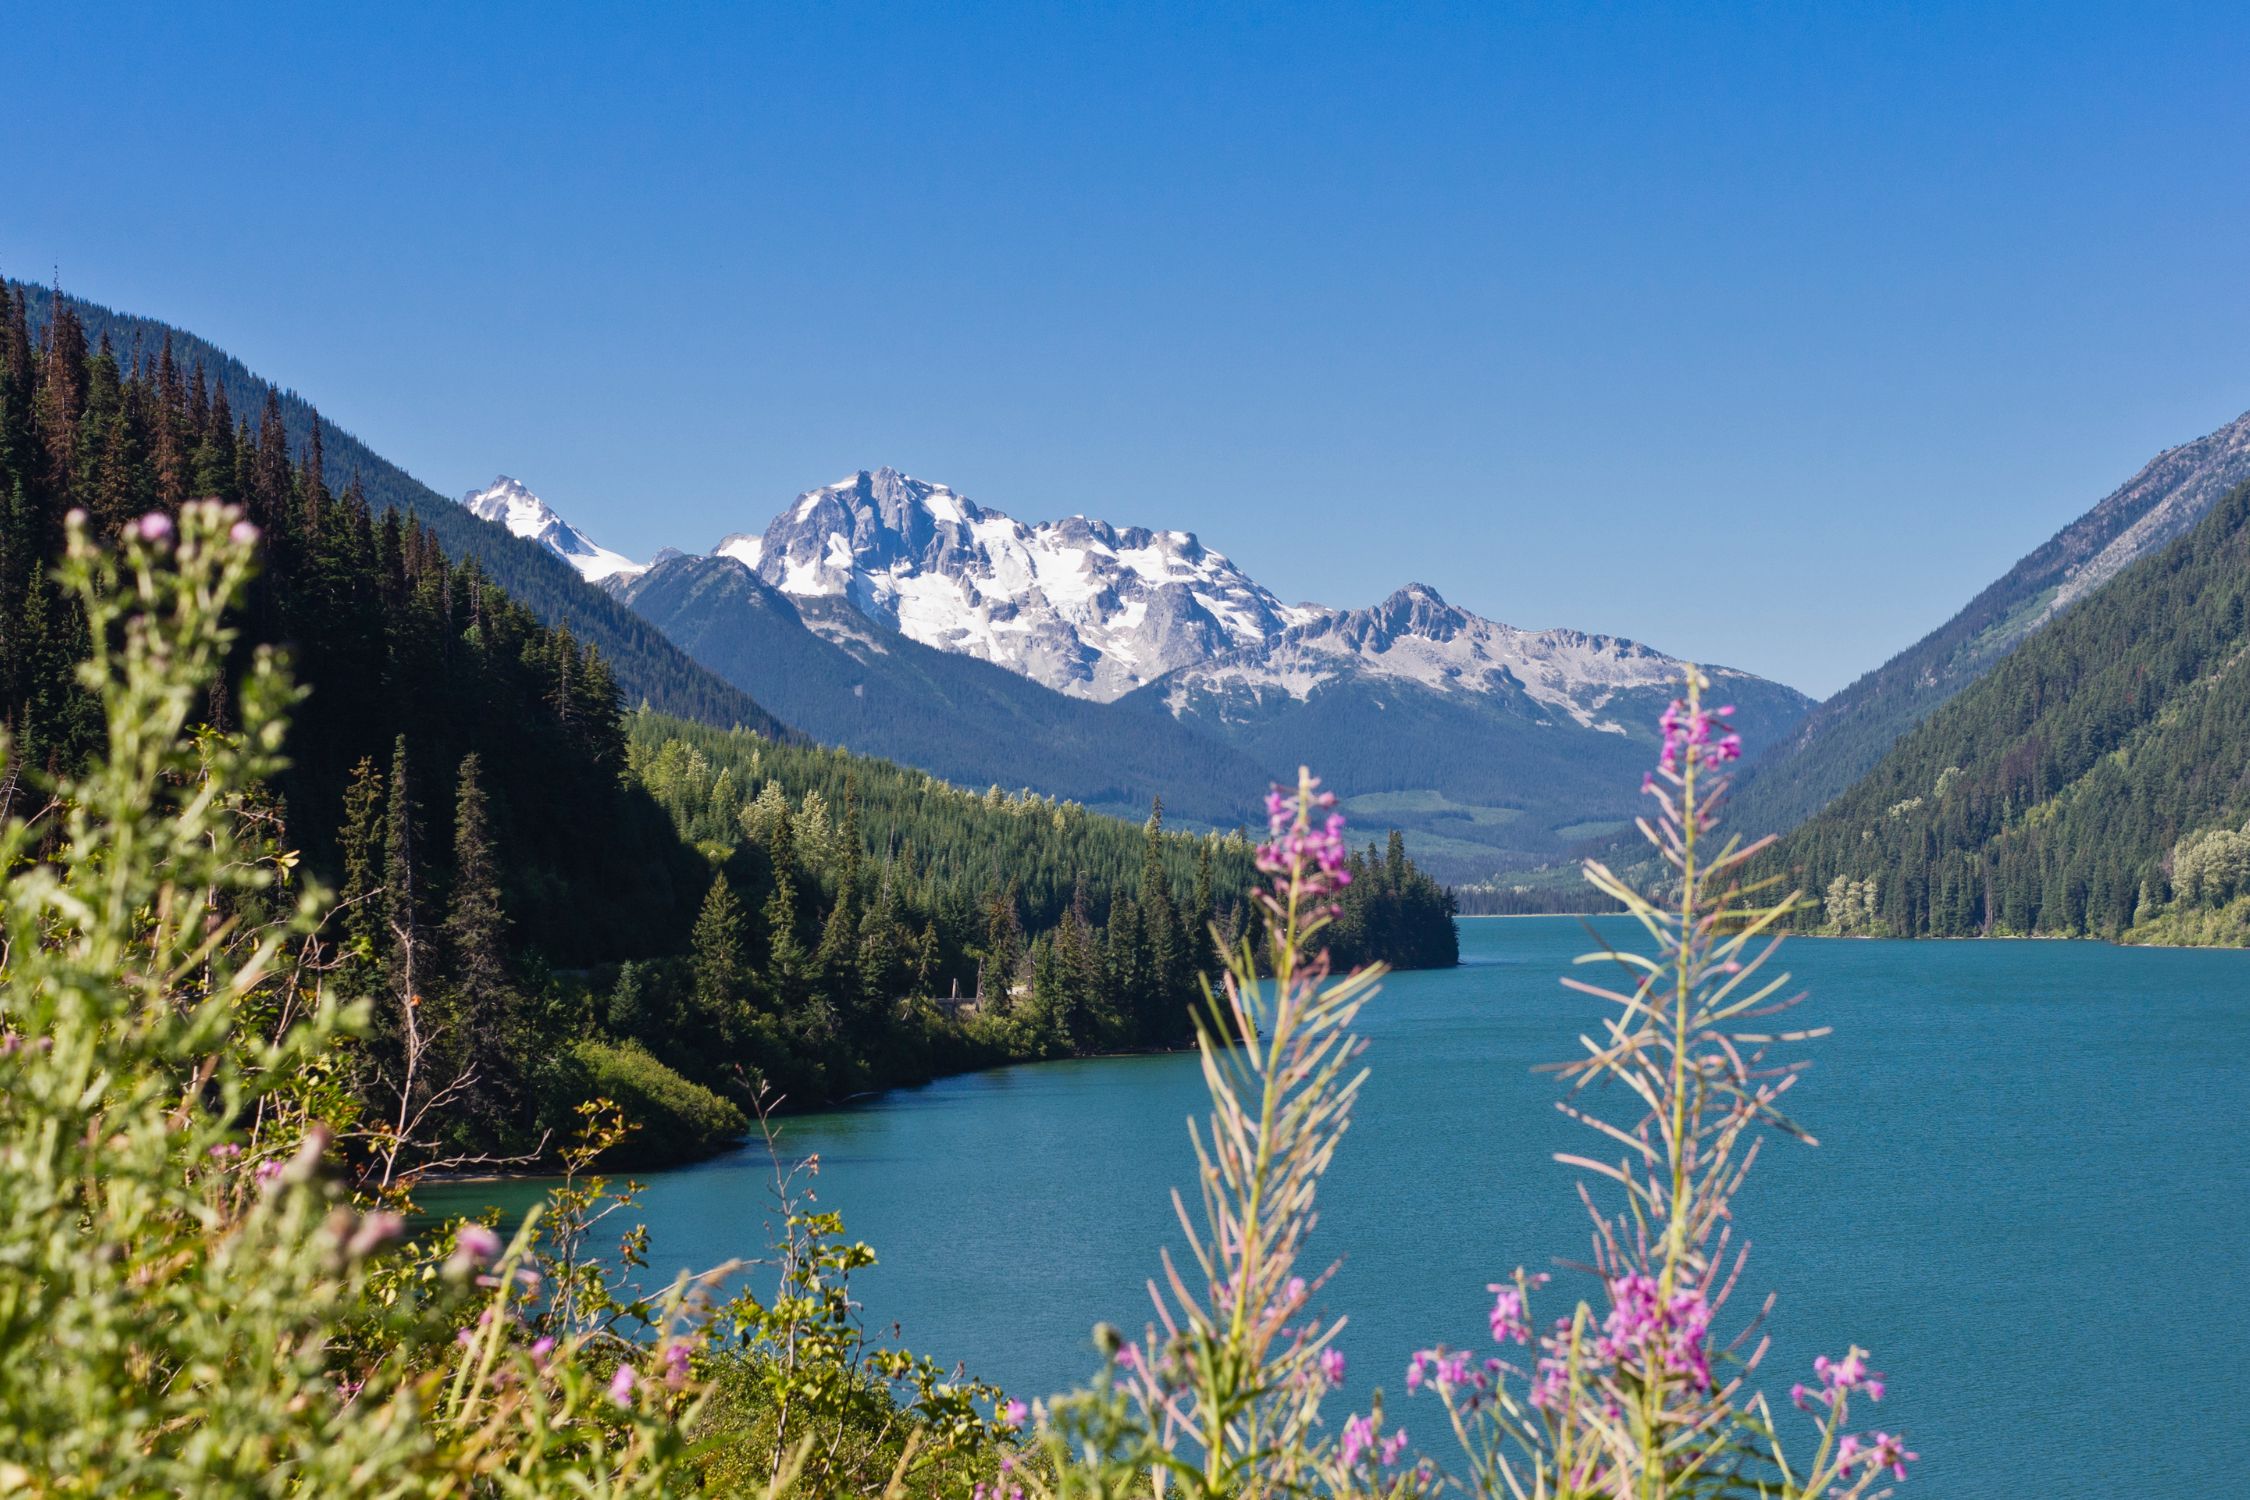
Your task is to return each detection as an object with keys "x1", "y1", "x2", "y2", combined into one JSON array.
[
  {"x1": 732, "y1": 467, "x2": 1318, "y2": 701},
  {"x1": 1164, "y1": 583, "x2": 1754, "y2": 733},
  {"x1": 463, "y1": 477, "x2": 645, "y2": 583}
]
